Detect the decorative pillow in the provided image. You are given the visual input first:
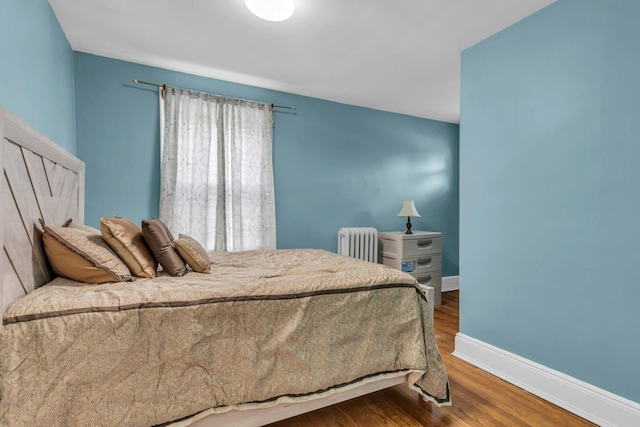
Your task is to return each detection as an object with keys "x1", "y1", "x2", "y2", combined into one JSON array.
[
  {"x1": 141, "y1": 219, "x2": 186, "y2": 277},
  {"x1": 174, "y1": 234, "x2": 211, "y2": 273},
  {"x1": 100, "y1": 216, "x2": 157, "y2": 278},
  {"x1": 156, "y1": 218, "x2": 175, "y2": 241},
  {"x1": 42, "y1": 220, "x2": 132, "y2": 283}
]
